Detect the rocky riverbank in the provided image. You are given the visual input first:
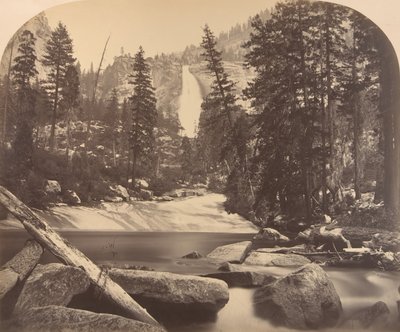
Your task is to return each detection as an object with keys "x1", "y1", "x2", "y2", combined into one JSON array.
[{"x1": 1, "y1": 227, "x2": 399, "y2": 331}]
